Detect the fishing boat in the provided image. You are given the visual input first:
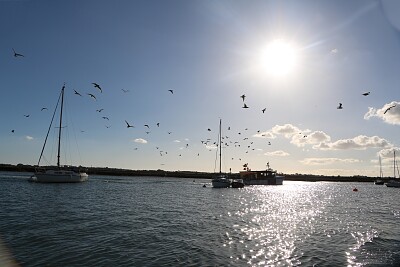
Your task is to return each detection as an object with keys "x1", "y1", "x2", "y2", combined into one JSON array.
[
  {"x1": 231, "y1": 178, "x2": 245, "y2": 188},
  {"x1": 29, "y1": 84, "x2": 88, "y2": 183},
  {"x1": 240, "y1": 162, "x2": 284, "y2": 185},
  {"x1": 211, "y1": 119, "x2": 231, "y2": 188},
  {"x1": 374, "y1": 156, "x2": 384, "y2": 185},
  {"x1": 386, "y1": 151, "x2": 400, "y2": 188}
]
